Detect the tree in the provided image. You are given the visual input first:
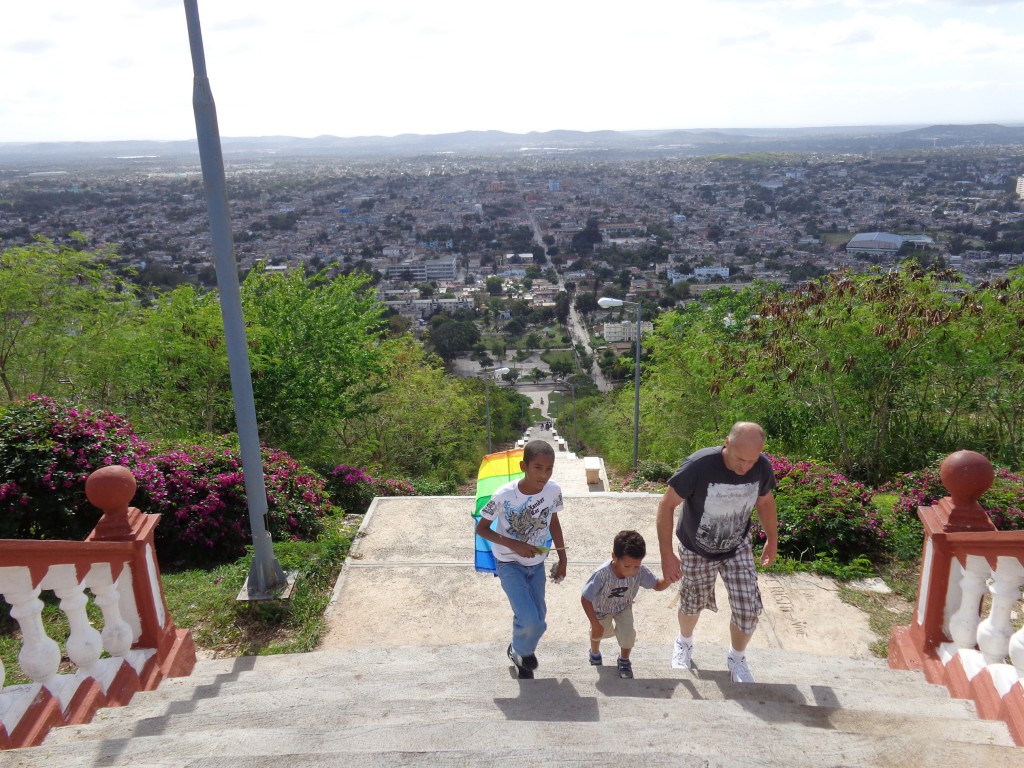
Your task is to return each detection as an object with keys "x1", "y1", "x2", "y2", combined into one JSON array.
[
  {"x1": 428, "y1": 319, "x2": 481, "y2": 363},
  {"x1": 0, "y1": 238, "x2": 136, "y2": 402},
  {"x1": 112, "y1": 284, "x2": 233, "y2": 439},
  {"x1": 574, "y1": 292, "x2": 599, "y2": 314},
  {"x1": 335, "y1": 338, "x2": 480, "y2": 480},
  {"x1": 549, "y1": 358, "x2": 573, "y2": 378},
  {"x1": 571, "y1": 218, "x2": 602, "y2": 255},
  {"x1": 485, "y1": 276, "x2": 503, "y2": 296},
  {"x1": 240, "y1": 266, "x2": 394, "y2": 461}
]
